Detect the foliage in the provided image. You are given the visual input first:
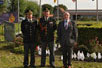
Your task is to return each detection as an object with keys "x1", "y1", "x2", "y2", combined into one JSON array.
[
  {"x1": 77, "y1": 23, "x2": 102, "y2": 28},
  {"x1": 13, "y1": 45, "x2": 24, "y2": 54},
  {"x1": 0, "y1": 24, "x2": 4, "y2": 35},
  {"x1": 78, "y1": 16, "x2": 96, "y2": 21},
  {"x1": 14, "y1": 36, "x2": 23, "y2": 47},
  {"x1": 77, "y1": 22, "x2": 102, "y2": 45},
  {"x1": 8, "y1": 0, "x2": 40, "y2": 17},
  {"x1": 0, "y1": 0, "x2": 8, "y2": 15},
  {"x1": 53, "y1": 4, "x2": 67, "y2": 12},
  {"x1": 42, "y1": 4, "x2": 53, "y2": 13},
  {"x1": 8, "y1": 0, "x2": 27, "y2": 16},
  {"x1": 77, "y1": 21, "x2": 102, "y2": 24},
  {"x1": 78, "y1": 45, "x2": 89, "y2": 55},
  {"x1": 25, "y1": 1, "x2": 39, "y2": 17},
  {"x1": 88, "y1": 37, "x2": 102, "y2": 53},
  {"x1": 76, "y1": 22, "x2": 102, "y2": 54},
  {"x1": 15, "y1": 0, "x2": 27, "y2": 16},
  {"x1": 59, "y1": 4, "x2": 67, "y2": 10},
  {"x1": 77, "y1": 37, "x2": 102, "y2": 54}
]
